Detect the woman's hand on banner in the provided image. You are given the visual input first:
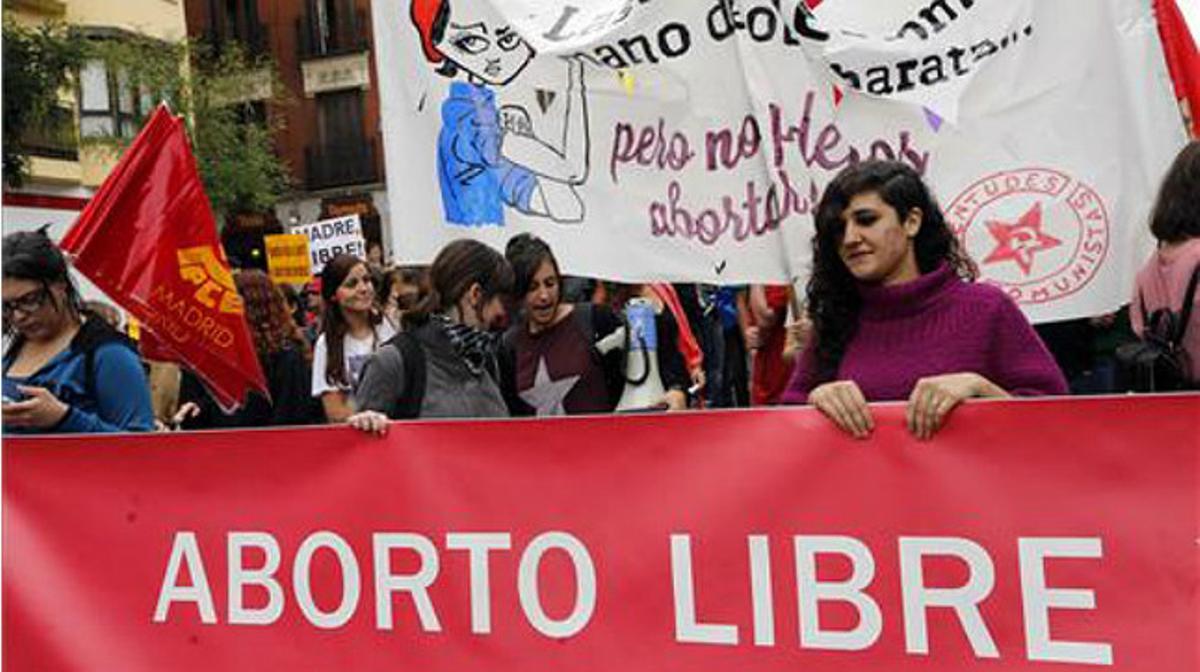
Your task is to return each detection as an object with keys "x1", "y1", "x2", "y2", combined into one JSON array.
[
  {"x1": 348, "y1": 410, "x2": 389, "y2": 436},
  {"x1": 809, "y1": 380, "x2": 873, "y2": 439},
  {"x1": 906, "y1": 373, "x2": 1005, "y2": 440}
]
